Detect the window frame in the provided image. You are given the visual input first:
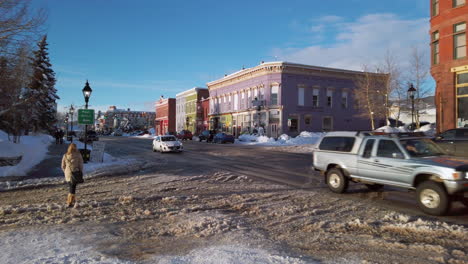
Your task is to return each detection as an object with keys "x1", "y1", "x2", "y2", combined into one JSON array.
[
  {"x1": 454, "y1": 22, "x2": 466, "y2": 60},
  {"x1": 326, "y1": 89, "x2": 333, "y2": 107},
  {"x1": 453, "y1": 0, "x2": 466, "y2": 7},
  {"x1": 432, "y1": 0, "x2": 439, "y2": 16},
  {"x1": 298, "y1": 87, "x2": 305, "y2": 106},
  {"x1": 312, "y1": 88, "x2": 319, "y2": 107},
  {"x1": 432, "y1": 30, "x2": 440, "y2": 65}
]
